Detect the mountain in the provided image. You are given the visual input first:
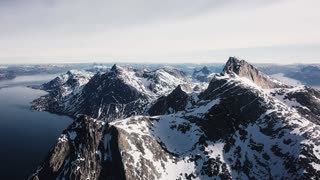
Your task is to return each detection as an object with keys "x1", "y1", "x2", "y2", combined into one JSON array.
[
  {"x1": 0, "y1": 70, "x2": 16, "y2": 81},
  {"x1": 32, "y1": 70, "x2": 94, "y2": 117},
  {"x1": 223, "y1": 57, "x2": 289, "y2": 89},
  {"x1": 0, "y1": 64, "x2": 88, "y2": 81},
  {"x1": 147, "y1": 84, "x2": 196, "y2": 116},
  {"x1": 192, "y1": 66, "x2": 211, "y2": 82},
  {"x1": 285, "y1": 65, "x2": 320, "y2": 86},
  {"x1": 30, "y1": 57, "x2": 320, "y2": 179},
  {"x1": 134, "y1": 67, "x2": 189, "y2": 96},
  {"x1": 257, "y1": 64, "x2": 320, "y2": 87},
  {"x1": 32, "y1": 65, "x2": 190, "y2": 121}
]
